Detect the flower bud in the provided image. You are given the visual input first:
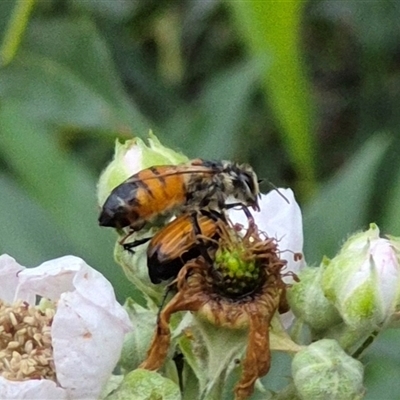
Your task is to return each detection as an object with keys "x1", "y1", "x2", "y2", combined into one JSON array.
[
  {"x1": 106, "y1": 369, "x2": 180, "y2": 400},
  {"x1": 292, "y1": 339, "x2": 364, "y2": 400},
  {"x1": 287, "y1": 265, "x2": 342, "y2": 332},
  {"x1": 322, "y1": 224, "x2": 400, "y2": 331},
  {"x1": 97, "y1": 133, "x2": 188, "y2": 298},
  {"x1": 97, "y1": 132, "x2": 188, "y2": 206}
]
